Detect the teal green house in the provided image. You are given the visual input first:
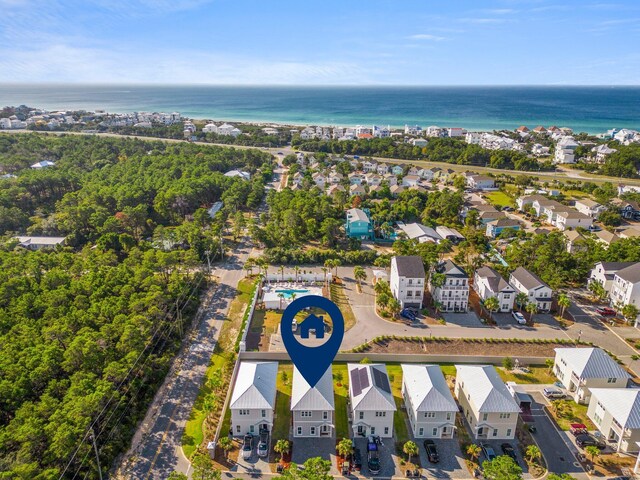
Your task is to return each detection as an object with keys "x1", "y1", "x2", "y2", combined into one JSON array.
[{"x1": 345, "y1": 208, "x2": 373, "y2": 240}]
